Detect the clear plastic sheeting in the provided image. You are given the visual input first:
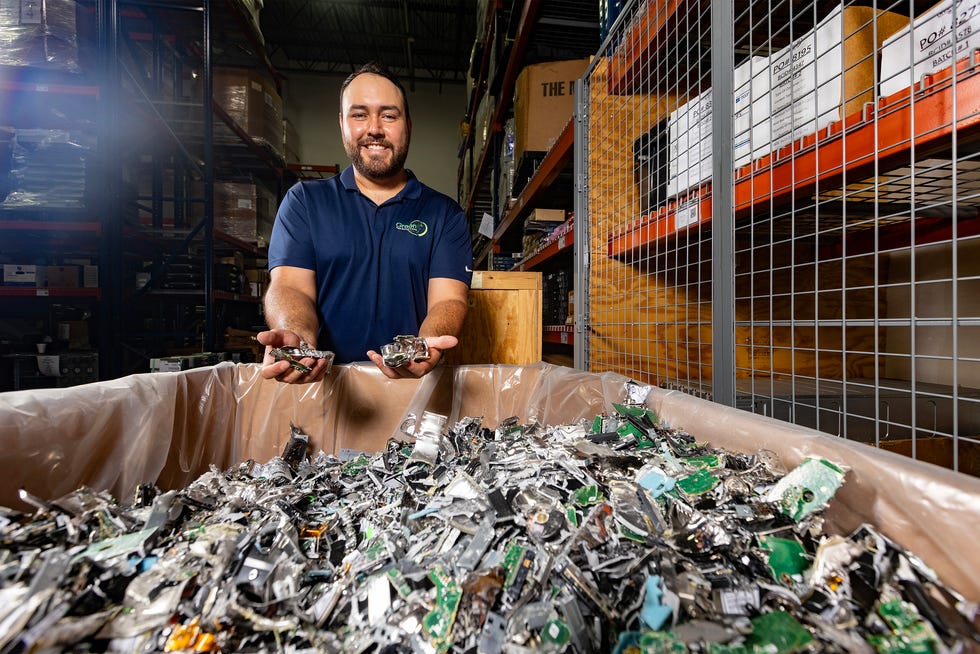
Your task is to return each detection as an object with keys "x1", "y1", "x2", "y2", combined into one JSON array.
[
  {"x1": 0, "y1": 0, "x2": 79, "y2": 71},
  {"x1": 0, "y1": 362, "x2": 978, "y2": 605},
  {"x1": 0, "y1": 128, "x2": 92, "y2": 209}
]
